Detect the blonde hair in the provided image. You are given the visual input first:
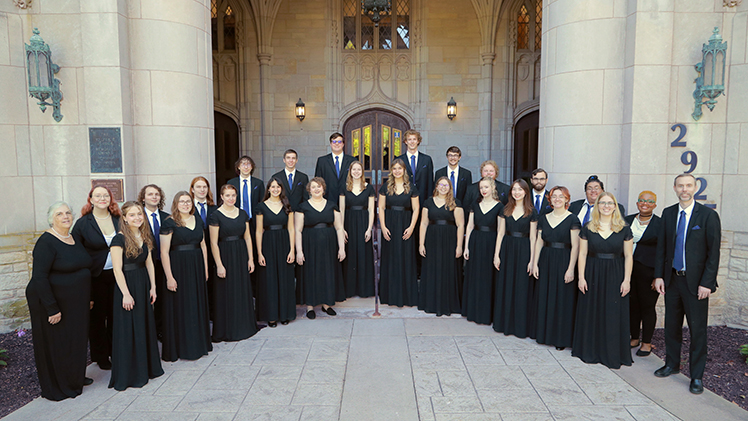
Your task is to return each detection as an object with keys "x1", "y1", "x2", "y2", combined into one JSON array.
[
  {"x1": 386, "y1": 159, "x2": 411, "y2": 196},
  {"x1": 588, "y1": 192, "x2": 627, "y2": 233},
  {"x1": 345, "y1": 161, "x2": 366, "y2": 192},
  {"x1": 433, "y1": 176, "x2": 457, "y2": 211},
  {"x1": 119, "y1": 201, "x2": 154, "y2": 259},
  {"x1": 638, "y1": 190, "x2": 657, "y2": 202},
  {"x1": 477, "y1": 177, "x2": 499, "y2": 202}
]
